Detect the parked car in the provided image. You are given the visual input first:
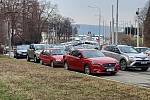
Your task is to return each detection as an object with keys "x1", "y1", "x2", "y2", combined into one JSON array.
[
  {"x1": 102, "y1": 45, "x2": 150, "y2": 71},
  {"x1": 134, "y1": 47, "x2": 150, "y2": 53},
  {"x1": 14, "y1": 45, "x2": 29, "y2": 59},
  {"x1": 27, "y1": 44, "x2": 49, "y2": 63},
  {"x1": 63, "y1": 49, "x2": 120, "y2": 75},
  {"x1": 39, "y1": 48, "x2": 65, "y2": 67}
]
